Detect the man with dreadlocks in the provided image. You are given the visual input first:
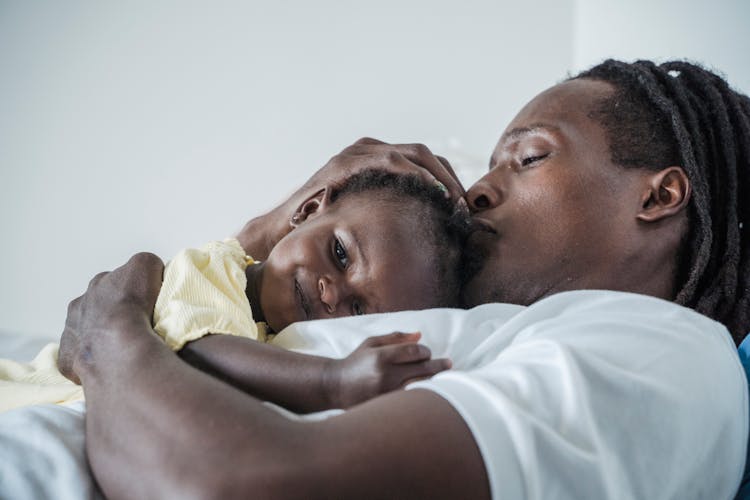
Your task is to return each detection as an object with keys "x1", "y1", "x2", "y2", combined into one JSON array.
[
  {"x1": 55, "y1": 60, "x2": 748, "y2": 499},
  {"x1": 462, "y1": 59, "x2": 749, "y2": 342}
]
